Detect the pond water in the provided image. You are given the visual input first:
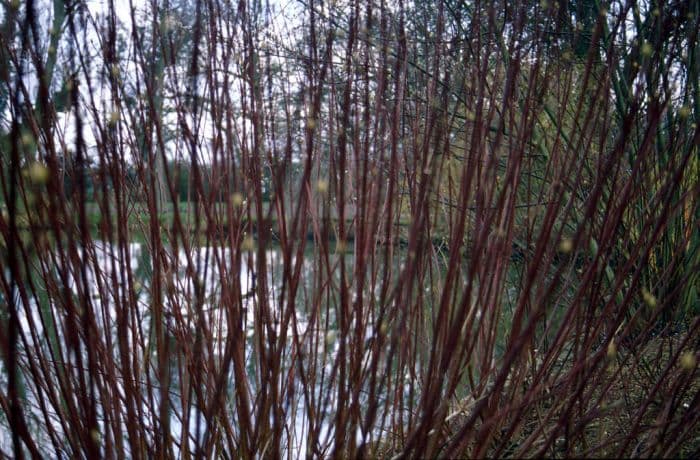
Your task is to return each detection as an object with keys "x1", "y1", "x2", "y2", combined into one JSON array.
[{"x1": 2, "y1": 239, "x2": 425, "y2": 457}]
